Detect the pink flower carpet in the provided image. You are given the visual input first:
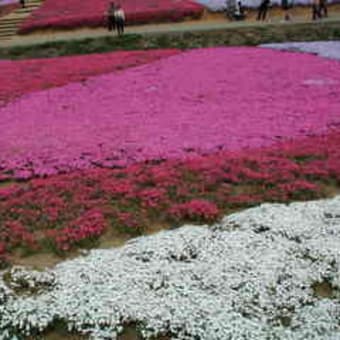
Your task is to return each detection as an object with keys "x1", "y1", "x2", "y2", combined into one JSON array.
[
  {"x1": 1, "y1": 129, "x2": 339, "y2": 259},
  {"x1": 1, "y1": 47, "x2": 339, "y2": 180},
  {"x1": 19, "y1": 0, "x2": 203, "y2": 33},
  {"x1": 0, "y1": 46, "x2": 340, "y2": 264},
  {"x1": 0, "y1": 49, "x2": 179, "y2": 105}
]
